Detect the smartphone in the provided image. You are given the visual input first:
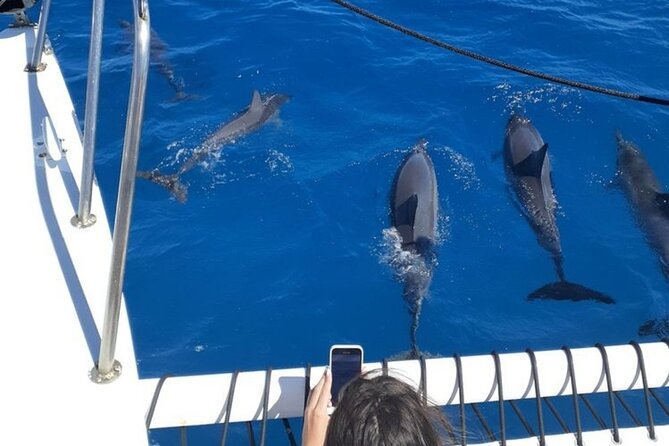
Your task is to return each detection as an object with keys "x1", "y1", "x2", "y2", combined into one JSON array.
[{"x1": 329, "y1": 344, "x2": 364, "y2": 406}]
